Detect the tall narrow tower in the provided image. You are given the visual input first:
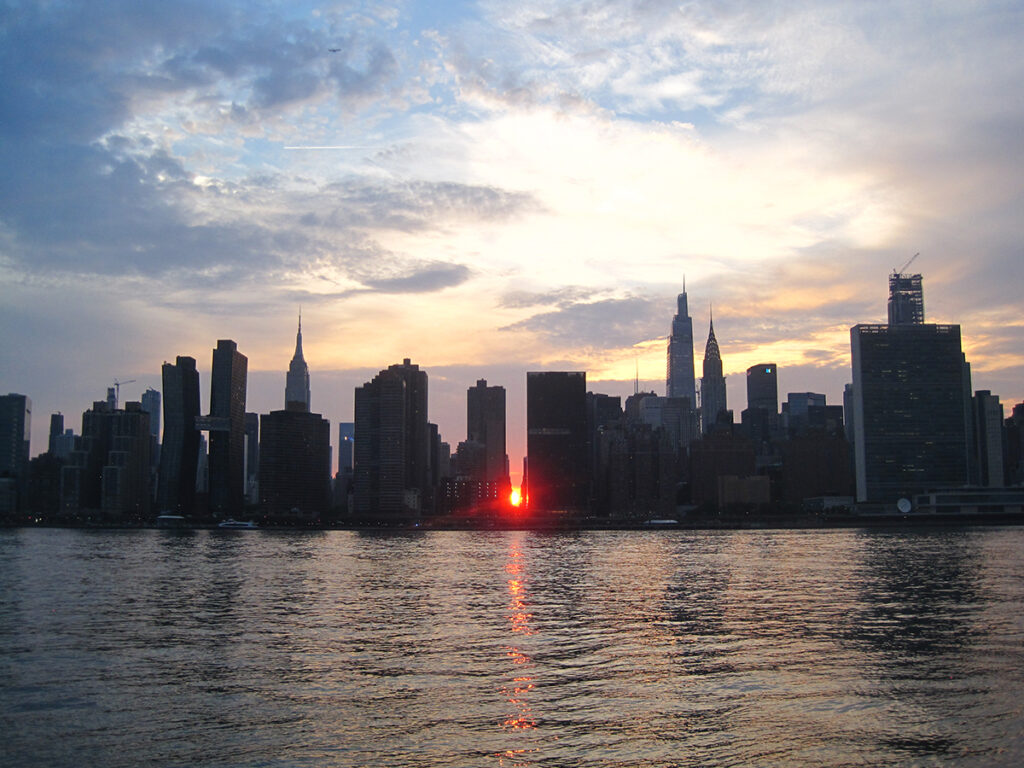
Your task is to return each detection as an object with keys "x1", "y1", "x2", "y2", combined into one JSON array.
[
  {"x1": 700, "y1": 312, "x2": 727, "y2": 434},
  {"x1": 666, "y1": 283, "x2": 696, "y2": 406},
  {"x1": 285, "y1": 313, "x2": 311, "y2": 412}
]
